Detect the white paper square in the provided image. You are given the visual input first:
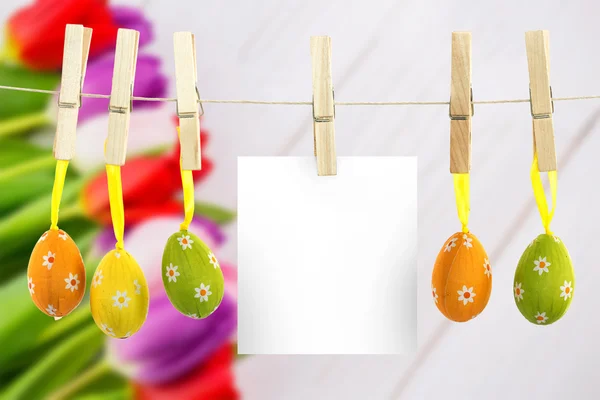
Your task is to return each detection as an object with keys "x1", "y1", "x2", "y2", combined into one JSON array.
[{"x1": 238, "y1": 157, "x2": 417, "y2": 354}]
